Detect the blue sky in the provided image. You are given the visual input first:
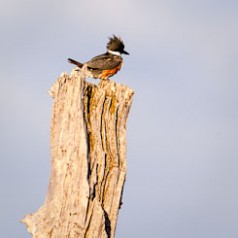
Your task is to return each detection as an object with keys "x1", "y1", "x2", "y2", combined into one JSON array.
[{"x1": 1, "y1": 0, "x2": 238, "y2": 237}]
